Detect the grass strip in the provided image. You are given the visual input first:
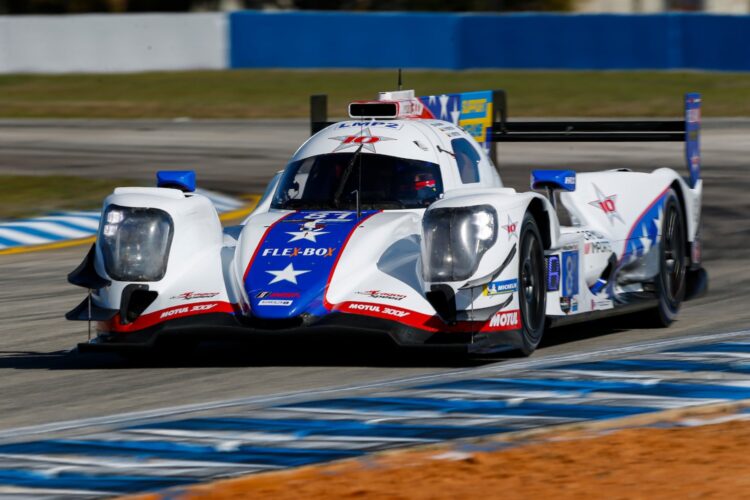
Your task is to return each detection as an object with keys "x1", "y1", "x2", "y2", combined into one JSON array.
[
  {"x1": 0, "y1": 175, "x2": 139, "y2": 220},
  {"x1": 1, "y1": 70, "x2": 749, "y2": 119}
]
